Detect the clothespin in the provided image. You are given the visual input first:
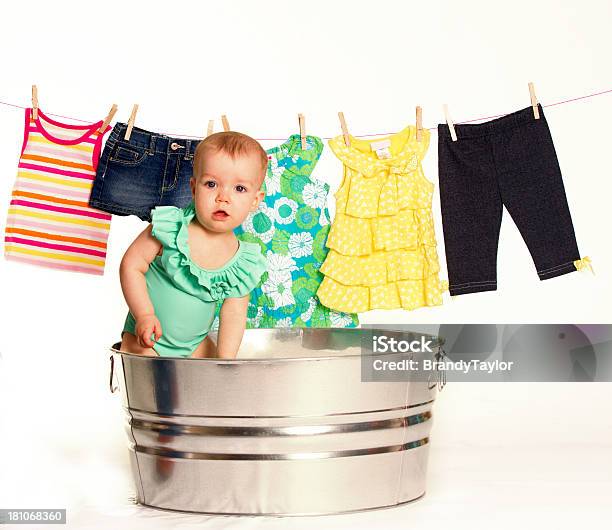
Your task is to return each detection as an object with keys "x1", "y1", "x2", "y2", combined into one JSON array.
[
  {"x1": 338, "y1": 111, "x2": 350, "y2": 147},
  {"x1": 416, "y1": 106, "x2": 423, "y2": 142},
  {"x1": 221, "y1": 115, "x2": 230, "y2": 131},
  {"x1": 124, "y1": 104, "x2": 139, "y2": 141},
  {"x1": 31, "y1": 85, "x2": 39, "y2": 120},
  {"x1": 298, "y1": 113, "x2": 306, "y2": 149},
  {"x1": 443, "y1": 104, "x2": 457, "y2": 142},
  {"x1": 528, "y1": 82, "x2": 540, "y2": 119},
  {"x1": 98, "y1": 104, "x2": 118, "y2": 134},
  {"x1": 206, "y1": 119, "x2": 214, "y2": 137}
]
